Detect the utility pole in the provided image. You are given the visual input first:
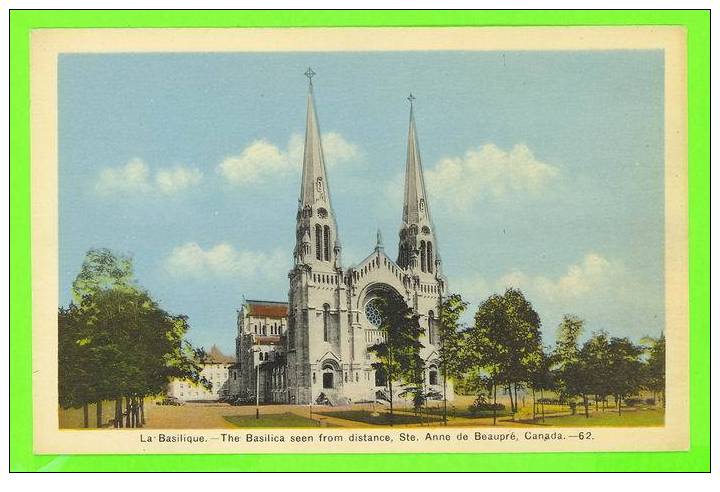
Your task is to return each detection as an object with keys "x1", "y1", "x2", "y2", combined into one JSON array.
[{"x1": 253, "y1": 347, "x2": 261, "y2": 419}]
